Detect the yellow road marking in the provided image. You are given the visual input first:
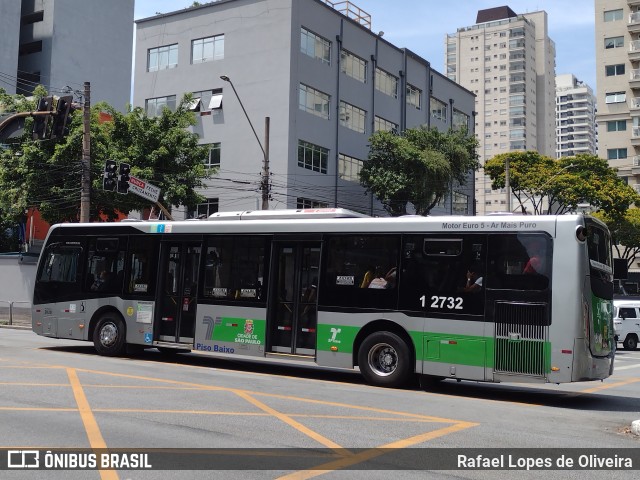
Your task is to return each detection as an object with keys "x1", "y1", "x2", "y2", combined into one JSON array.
[
  {"x1": 277, "y1": 421, "x2": 478, "y2": 480},
  {"x1": 233, "y1": 390, "x2": 346, "y2": 452},
  {"x1": 67, "y1": 368, "x2": 119, "y2": 480},
  {"x1": 578, "y1": 377, "x2": 640, "y2": 393}
]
